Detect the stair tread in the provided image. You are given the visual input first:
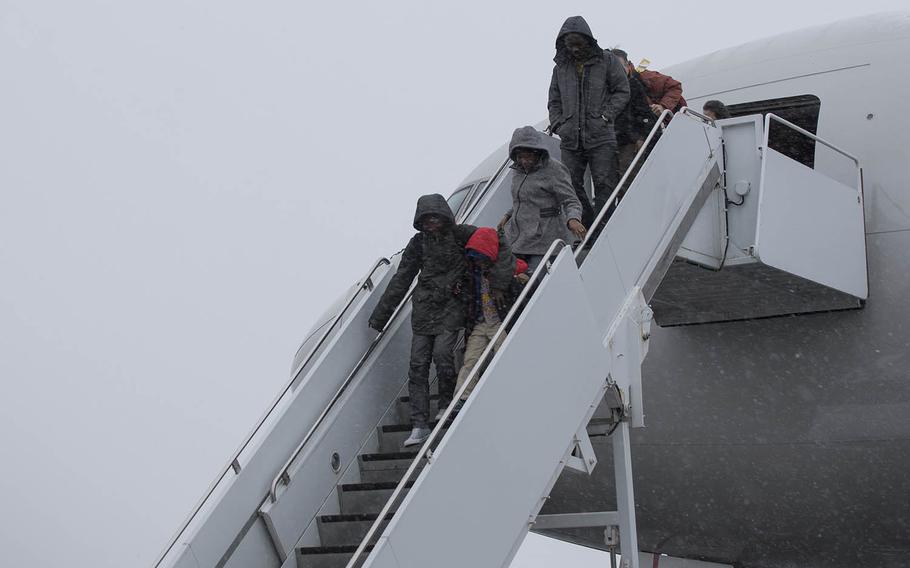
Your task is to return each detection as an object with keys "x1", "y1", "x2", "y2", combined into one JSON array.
[
  {"x1": 319, "y1": 513, "x2": 395, "y2": 523},
  {"x1": 359, "y1": 451, "x2": 420, "y2": 462},
  {"x1": 379, "y1": 421, "x2": 449, "y2": 433},
  {"x1": 298, "y1": 544, "x2": 374, "y2": 555},
  {"x1": 340, "y1": 480, "x2": 415, "y2": 492}
]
